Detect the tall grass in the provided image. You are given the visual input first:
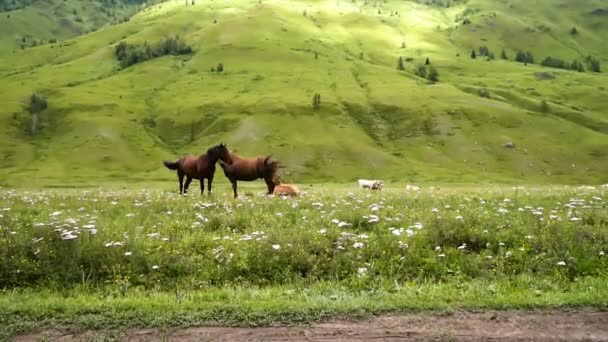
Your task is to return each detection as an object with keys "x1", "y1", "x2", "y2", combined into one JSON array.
[{"x1": 1, "y1": 187, "x2": 606, "y2": 290}]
